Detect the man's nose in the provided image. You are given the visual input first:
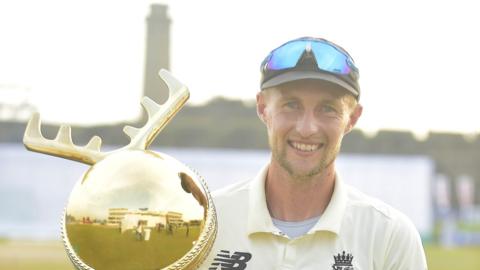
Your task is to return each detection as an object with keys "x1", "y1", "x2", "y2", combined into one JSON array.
[{"x1": 296, "y1": 111, "x2": 319, "y2": 137}]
